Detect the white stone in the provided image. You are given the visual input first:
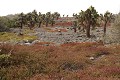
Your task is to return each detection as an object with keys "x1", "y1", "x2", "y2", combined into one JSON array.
[{"x1": 90, "y1": 57, "x2": 95, "y2": 60}]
